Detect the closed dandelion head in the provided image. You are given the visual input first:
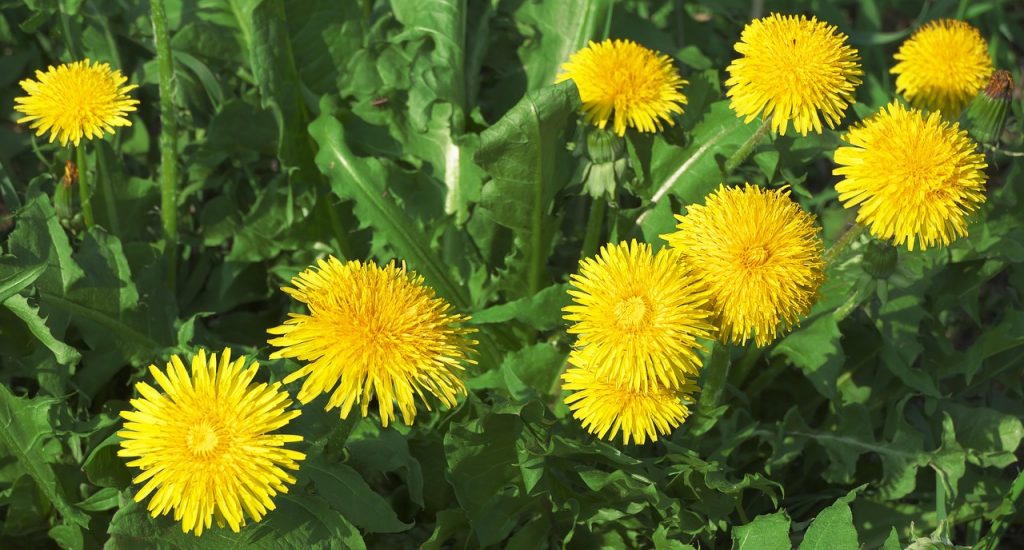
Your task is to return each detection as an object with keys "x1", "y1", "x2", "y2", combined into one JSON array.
[
  {"x1": 268, "y1": 257, "x2": 475, "y2": 427},
  {"x1": 662, "y1": 185, "x2": 825, "y2": 347},
  {"x1": 117, "y1": 348, "x2": 305, "y2": 536},
  {"x1": 725, "y1": 13, "x2": 862, "y2": 136},
  {"x1": 14, "y1": 59, "x2": 138, "y2": 147},
  {"x1": 561, "y1": 353, "x2": 696, "y2": 445},
  {"x1": 892, "y1": 19, "x2": 993, "y2": 116},
  {"x1": 563, "y1": 240, "x2": 714, "y2": 391},
  {"x1": 833, "y1": 101, "x2": 987, "y2": 251},
  {"x1": 556, "y1": 39, "x2": 687, "y2": 136}
]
